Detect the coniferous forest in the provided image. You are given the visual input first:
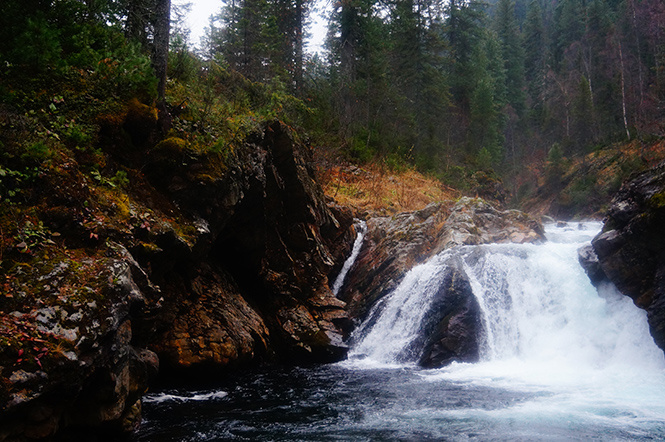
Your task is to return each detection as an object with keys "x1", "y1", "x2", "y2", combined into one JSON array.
[{"x1": 1, "y1": 0, "x2": 664, "y2": 208}]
